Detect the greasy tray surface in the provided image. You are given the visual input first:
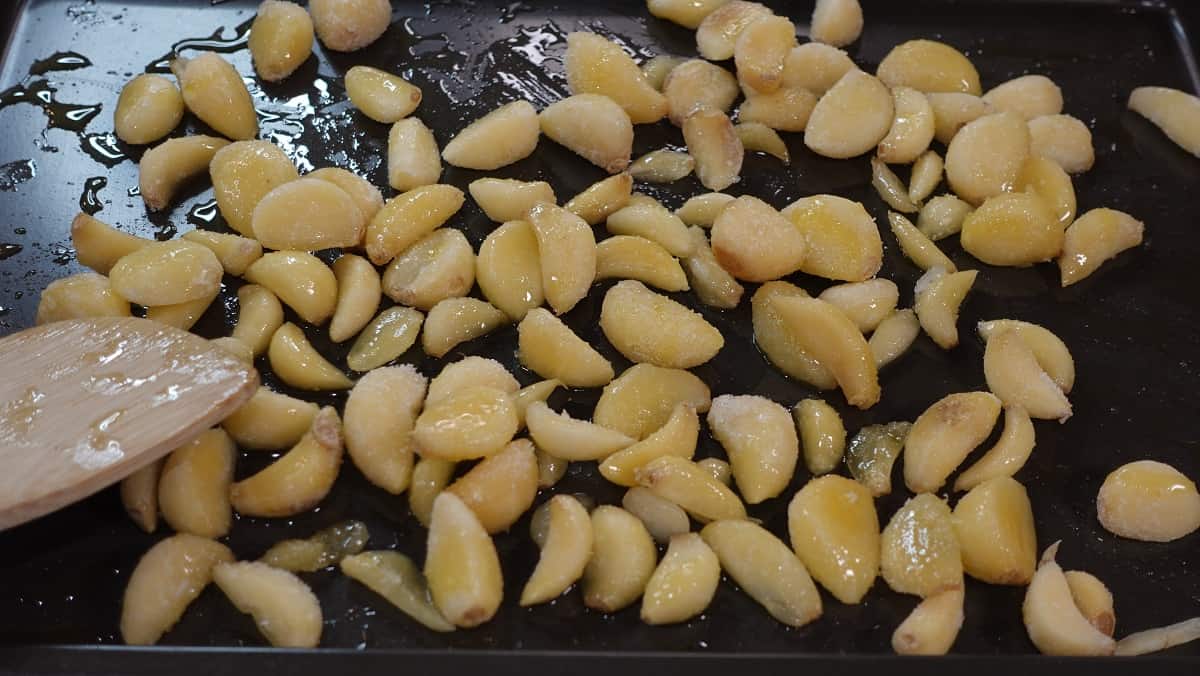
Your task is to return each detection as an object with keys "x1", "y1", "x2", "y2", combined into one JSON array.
[{"x1": 0, "y1": 0, "x2": 1199, "y2": 659}]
